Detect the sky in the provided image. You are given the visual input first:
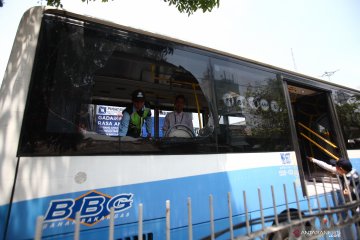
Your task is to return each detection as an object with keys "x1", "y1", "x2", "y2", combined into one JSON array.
[{"x1": 0, "y1": 0, "x2": 359, "y2": 90}]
